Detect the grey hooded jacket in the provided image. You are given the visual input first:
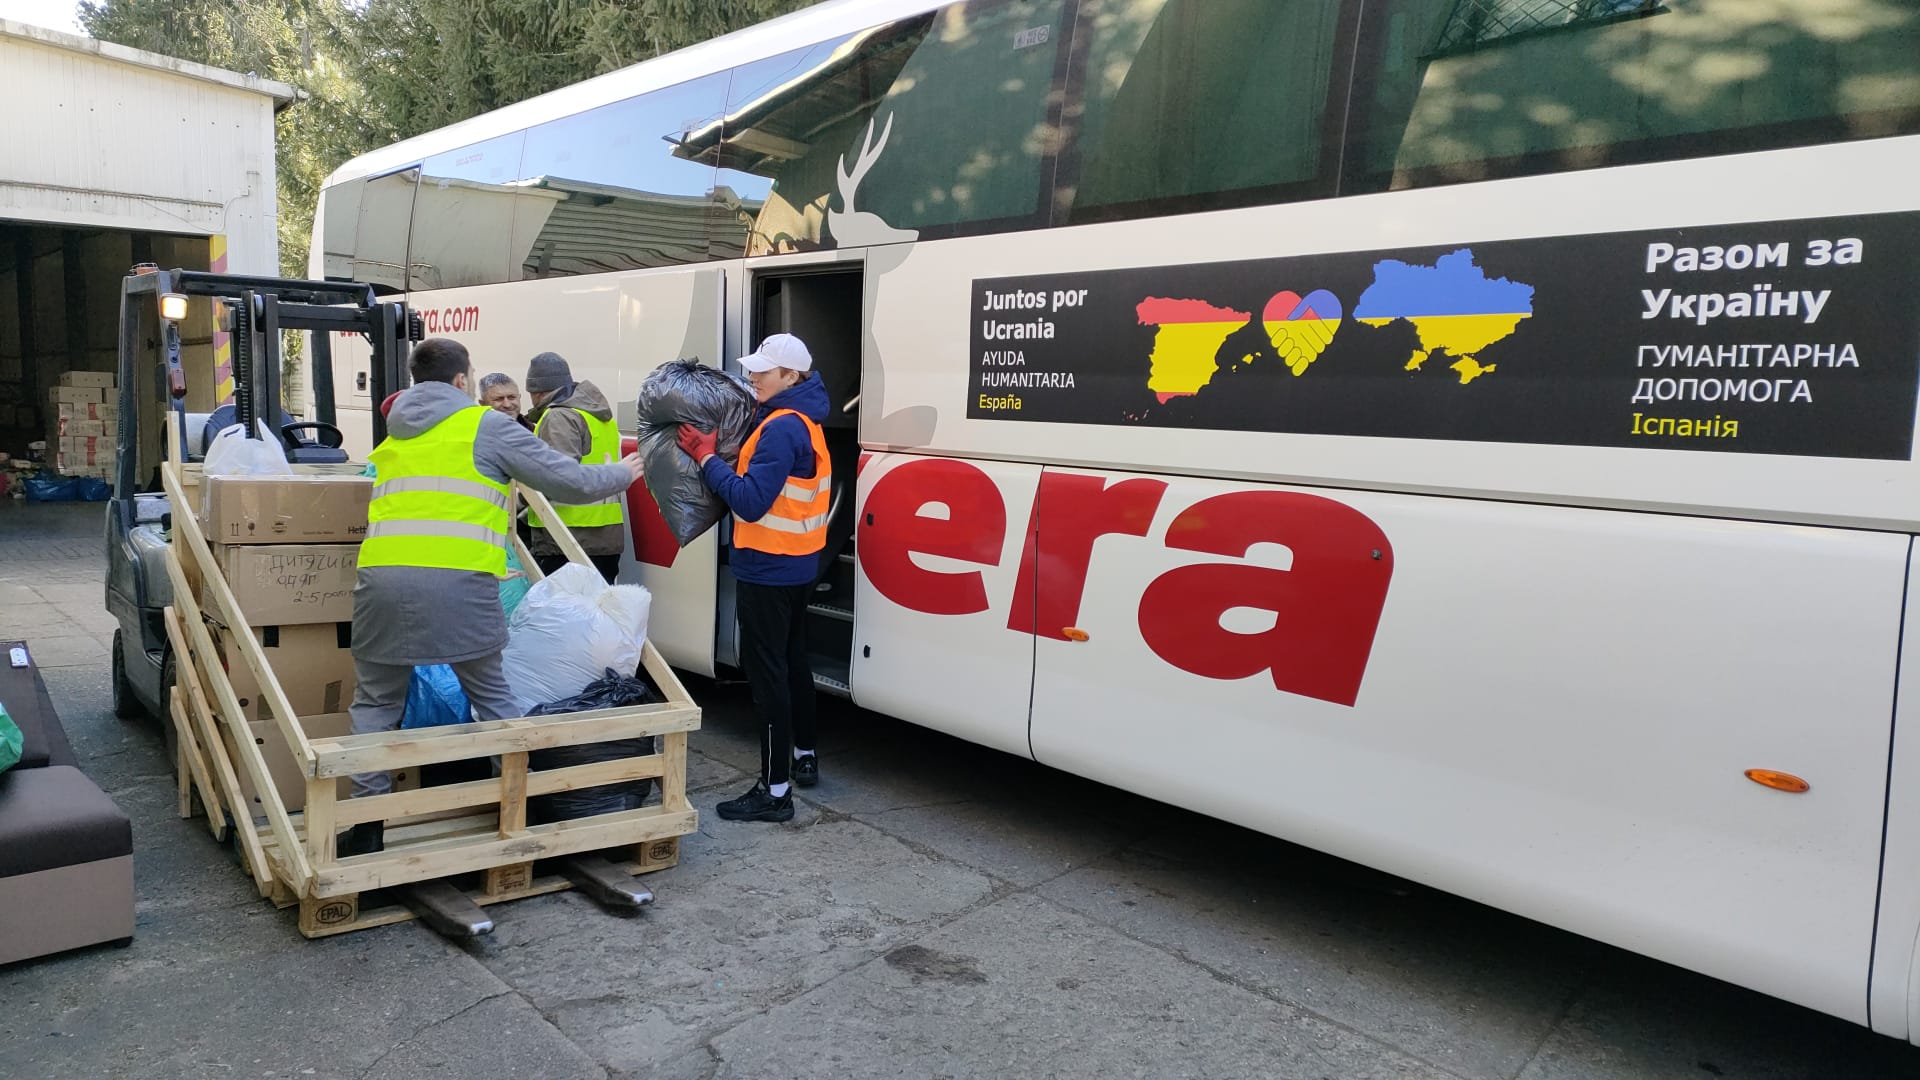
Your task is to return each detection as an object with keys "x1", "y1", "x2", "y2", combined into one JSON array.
[
  {"x1": 529, "y1": 379, "x2": 626, "y2": 558},
  {"x1": 352, "y1": 380, "x2": 630, "y2": 666}
]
